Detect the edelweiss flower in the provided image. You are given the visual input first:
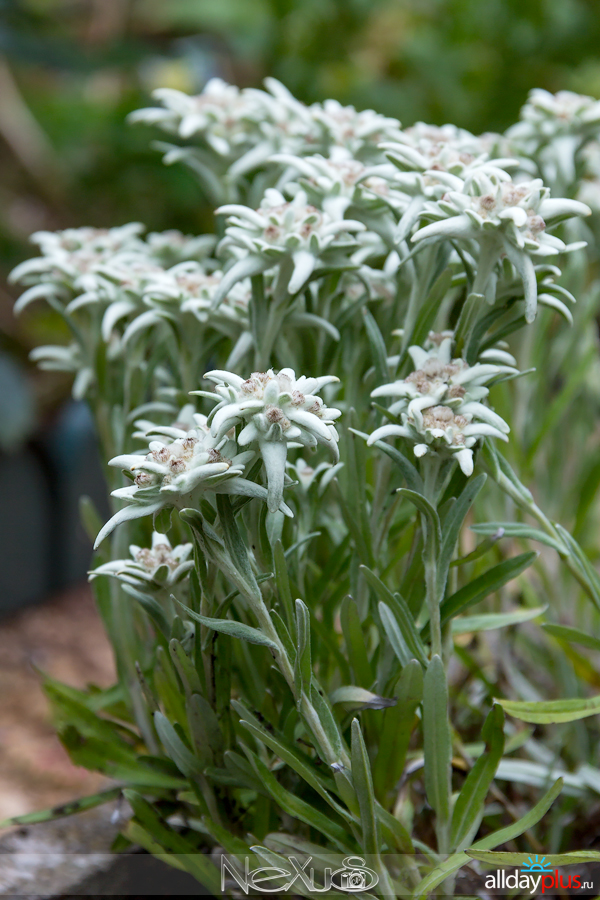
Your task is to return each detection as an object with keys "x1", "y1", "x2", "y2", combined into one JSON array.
[
  {"x1": 367, "y1": 335, "x2": 513, "y2": 476},
  {"x1": 129, "y1": 79, "x2": 265, "y2": 153},
  {"x1": 10, "y1": 224, "x2": 147, "y2": 311},
  {"x1": 213, "y1": 188, "x2": 365, "y2": 304},
  {"x1": 286, "y1": 458, "x2": 342, "y2": 495},
  {"x1": 71, "y1": 255, "x2": 166, "y2": 343},
  {"x1": 29, "y1": 342, "x2": 94, "y2": 400},
  {"x1": 509, "y1": 89, "x2": 600, "y2": 144},
  {"x1": 90, "y1": 531, "x2": 193, "y2": 590},
  {"x1": 310, "y1": 99, "x2": 402, "y2": 159},
  {"x1": 271, "y1": 147, "x2": 392, "y2": 219},
  {"x1": 507, "y1": 90, "x2": 600, "y2": 191},
  {"x1": 94, "y1": 414, "x2": 285, "y2": 548},
  {"x1": 130, "y1": 78, "x2": 319, "y2": 186},
  {"x1": 412, "y1": 173, "x2": 590, "y2": 320},
  {"x1": 199, "y1": 368, "x2": 341, "y2": 512},
  {"x1": 145, "y1": 231, "x2": 216, "y2": 266},
  {"x1": 382, "y1": 122, "x2": 514, "y2": 177},
  {"x1": 142, "y1": 262, "x2": 249, "y2": 326},
  {"x1": 375, "y1": 124, "x2": 519, "y2": 240}
]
